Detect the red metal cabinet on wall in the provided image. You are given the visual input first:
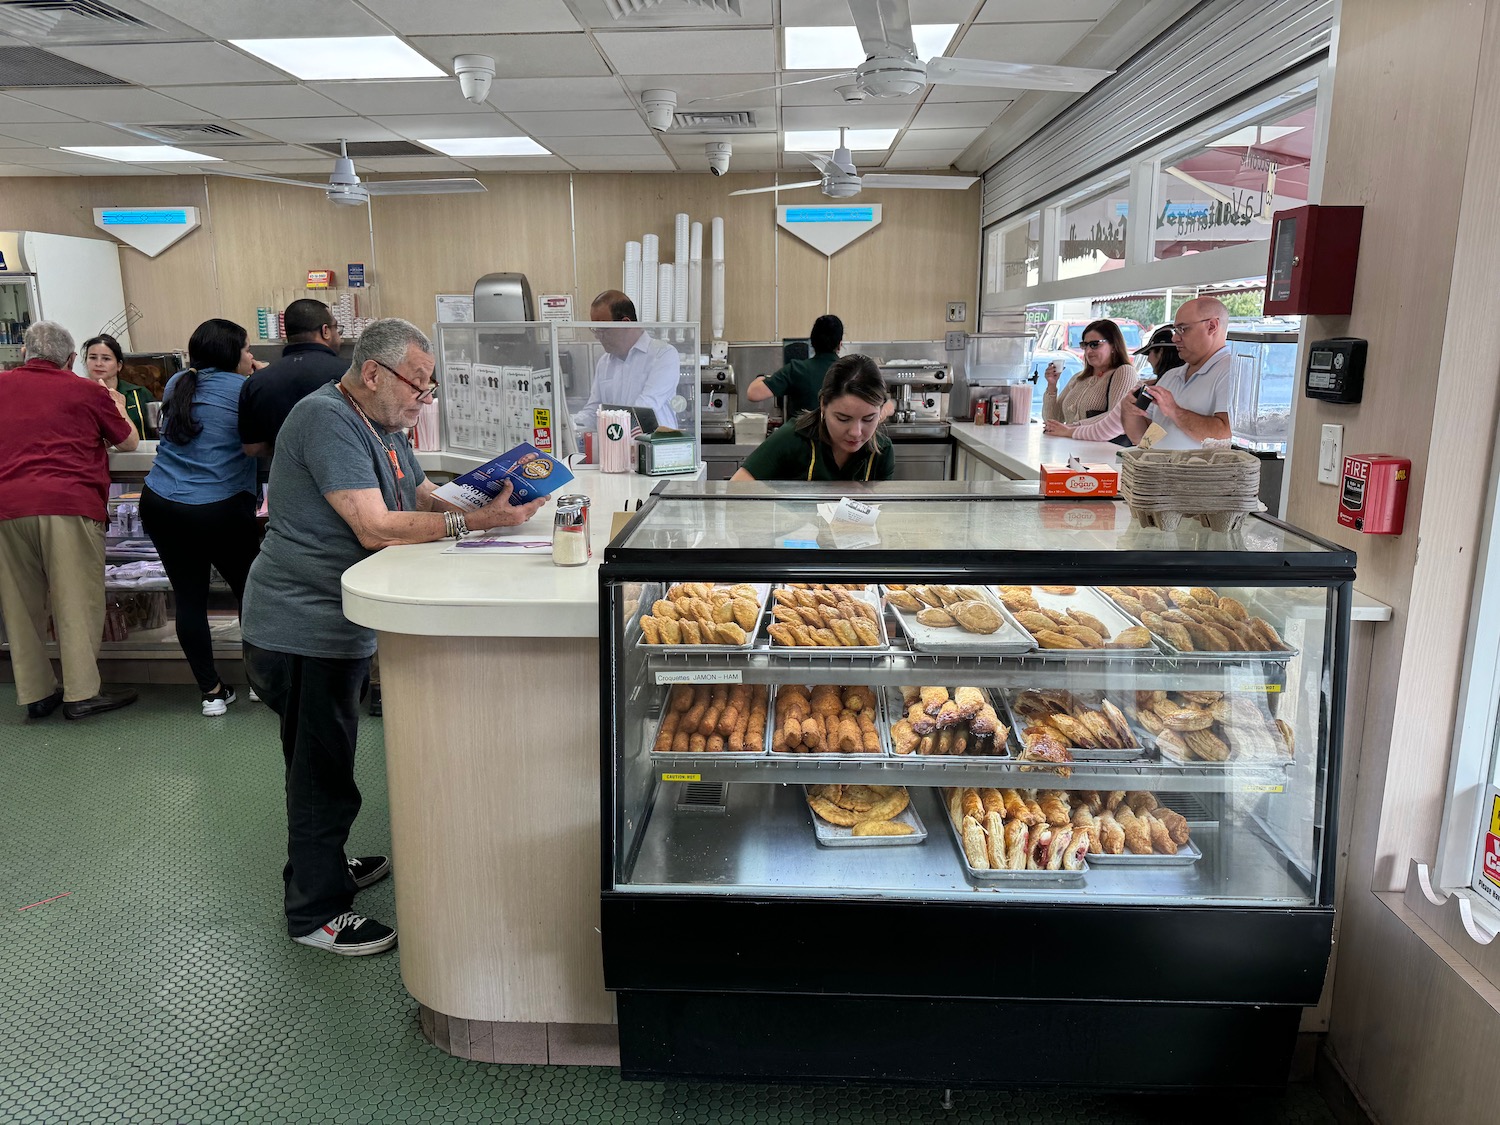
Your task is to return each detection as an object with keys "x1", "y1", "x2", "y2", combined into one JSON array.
[{"x1": 1263, "y1": 205, "x2": 1364, "y2": 316}]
